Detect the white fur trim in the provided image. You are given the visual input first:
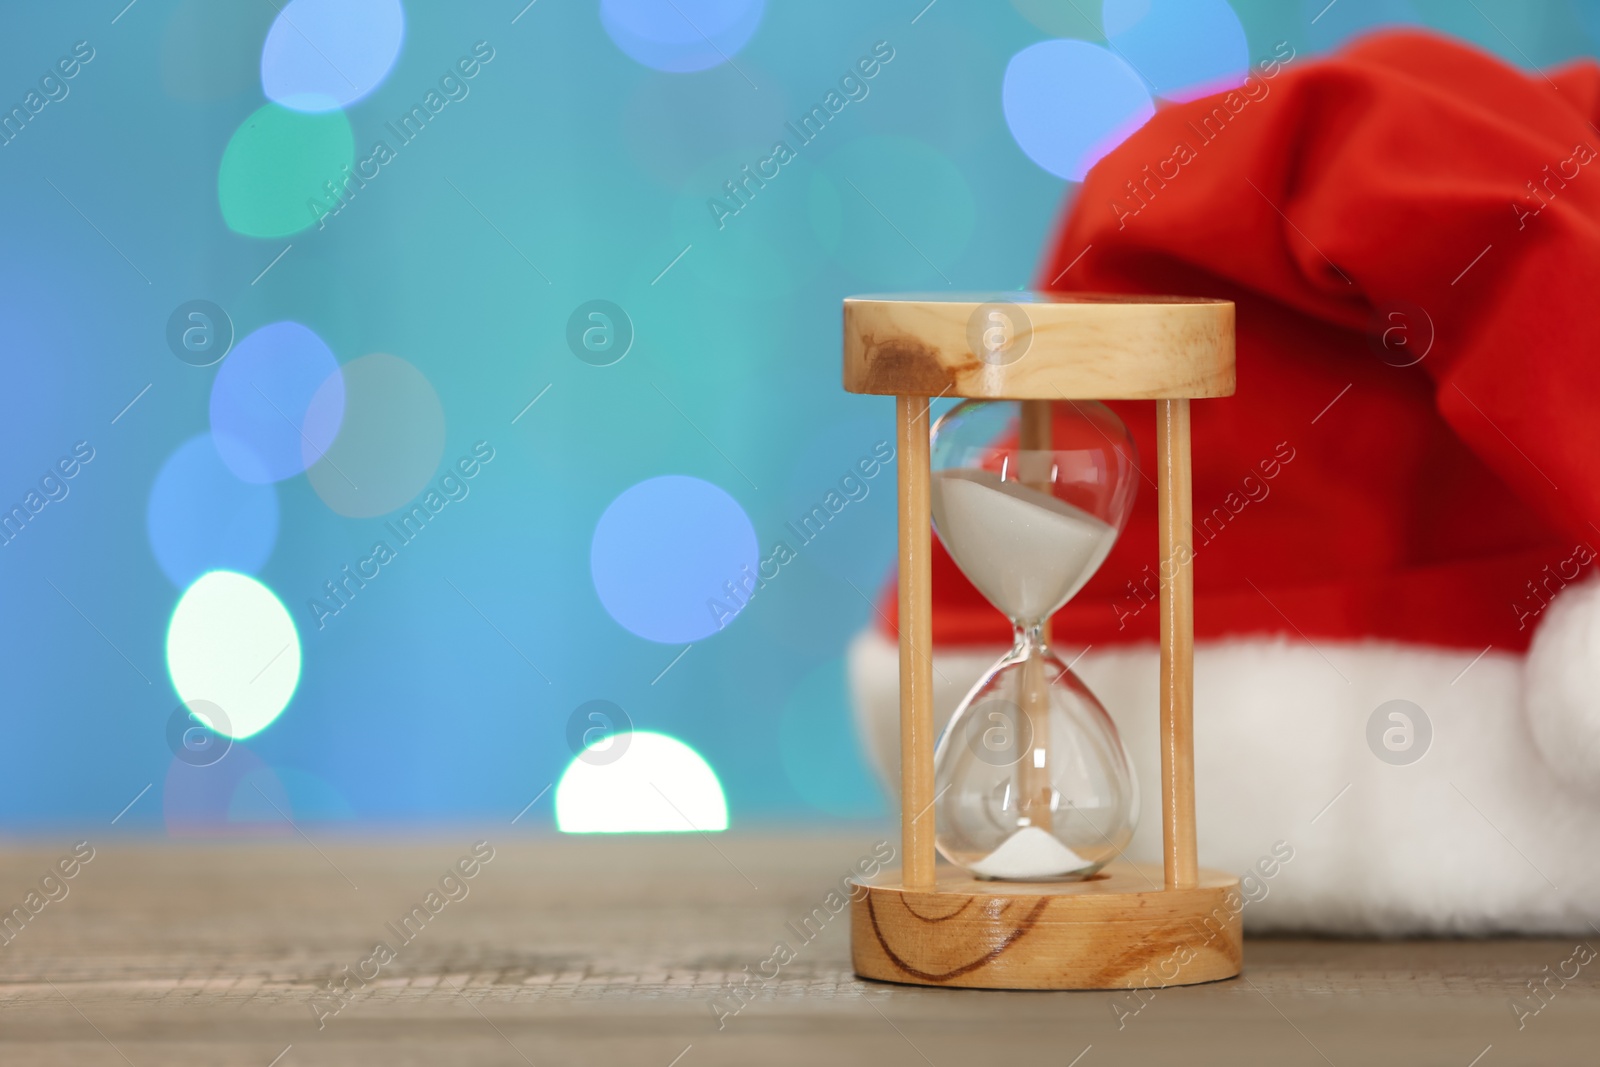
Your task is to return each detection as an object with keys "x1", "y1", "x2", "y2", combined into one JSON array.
[
  {"x1": 847, "y1": 627, "x2": 1598, "y2": 936},
  {"x1": 1525, "y1": 576, "x2": 1600, "y2": 796}
]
